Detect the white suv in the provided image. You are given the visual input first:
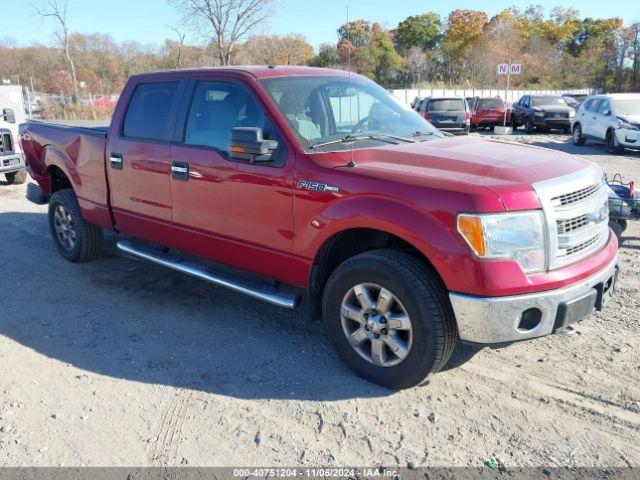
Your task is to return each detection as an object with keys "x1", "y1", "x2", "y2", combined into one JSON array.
[{"x1": 571, "y1": 93, "x2": 640, "y2": 153}]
